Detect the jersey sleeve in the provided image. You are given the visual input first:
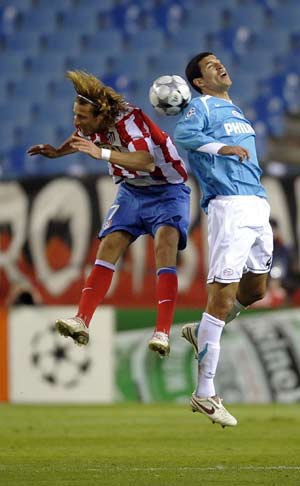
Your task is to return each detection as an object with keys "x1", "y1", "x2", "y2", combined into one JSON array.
[
  {"x1": 174, "y1": 99, "x2": 223, "y2": 151},
  {"x1": 117, "y1": 109, "x2": 155, "y2": 155}
]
